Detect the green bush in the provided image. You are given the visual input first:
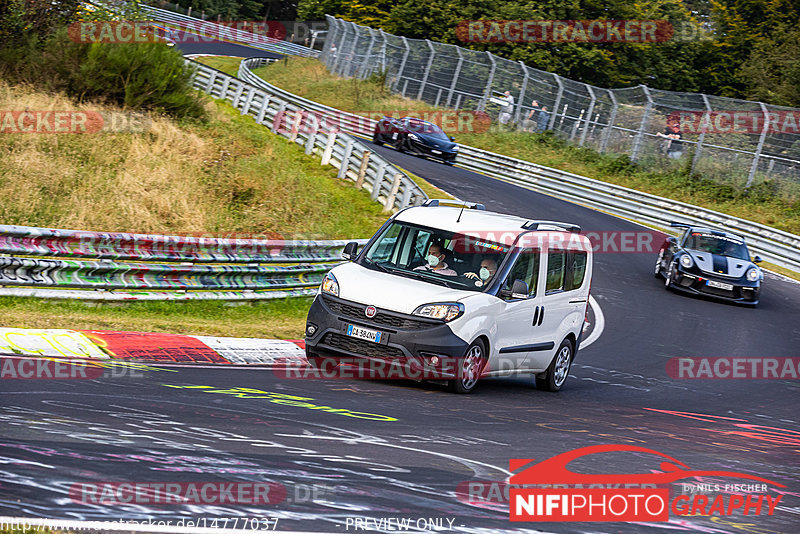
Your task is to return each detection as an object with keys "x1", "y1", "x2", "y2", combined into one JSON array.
[{"x1": 79, "y1": 41, "x2": 205, "y2": 119}]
